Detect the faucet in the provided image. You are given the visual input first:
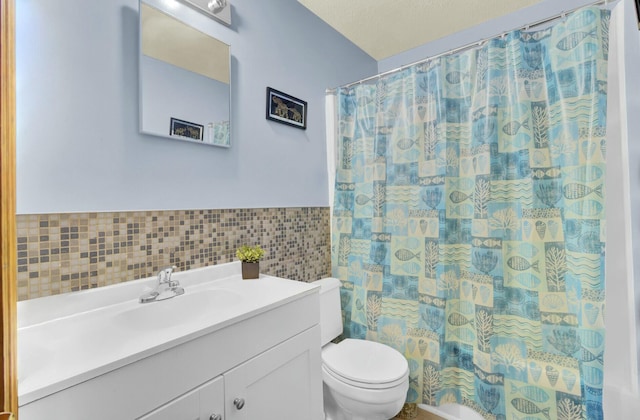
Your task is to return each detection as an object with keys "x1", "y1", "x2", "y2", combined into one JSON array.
[{"x1": 139, "y1": 266, "x2": 184, "y2": 303}]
